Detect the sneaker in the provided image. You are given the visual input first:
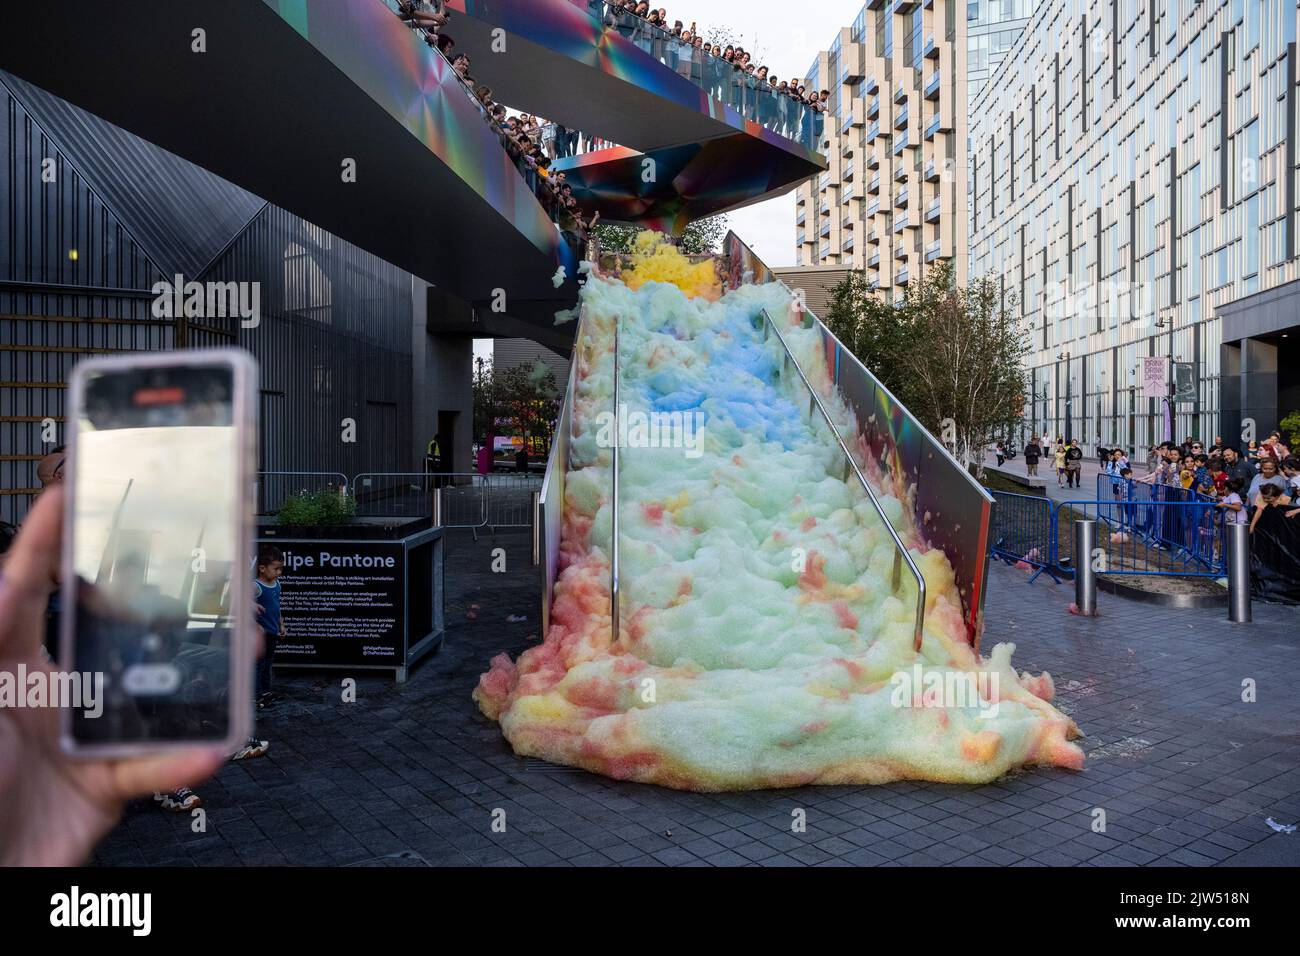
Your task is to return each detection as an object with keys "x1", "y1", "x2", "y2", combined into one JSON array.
[
  {"x1": 231, "y1": 737, "x2": 270, "y2": 761},
  {"x1": 160, "y1": 788, "x2": 201, "y2": 812}
]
